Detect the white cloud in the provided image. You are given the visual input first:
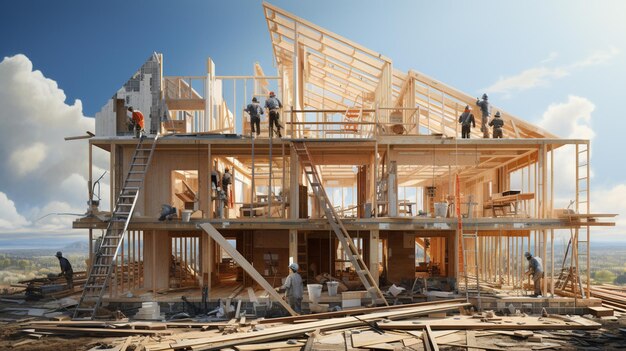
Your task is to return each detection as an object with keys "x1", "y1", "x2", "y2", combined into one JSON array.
[
  {"x1": 0, "y1": 54, "x2": 110, "y2": 241},
  {"x1": 591, "y1": 184, "x2": 626, "y2": 241},
  {"x1": 485, "y1": 47, "x2": 620, "y2": 95},
  {"x1": 537, "y1": 95, "x2": 596, "y2": 140},
  {"x1": 0, "y1": 192, "x2": 29, "y2": 229},
  {"x1": 9, "y1": 142, "x2": 47, "y2": 175}
]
